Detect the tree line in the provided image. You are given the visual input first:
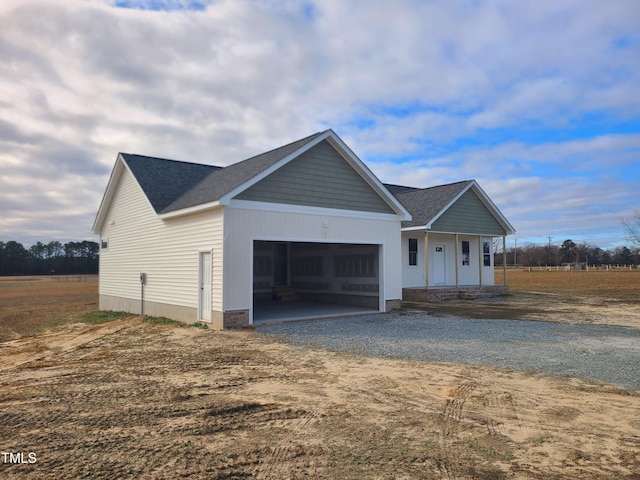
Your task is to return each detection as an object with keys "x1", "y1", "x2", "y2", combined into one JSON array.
[
  {"x1": 0, "y1": 240, "x2": 99, "y2": 276},
  {"x1": 495, "y1": 239, "x2": 640, "y2": 268}
]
